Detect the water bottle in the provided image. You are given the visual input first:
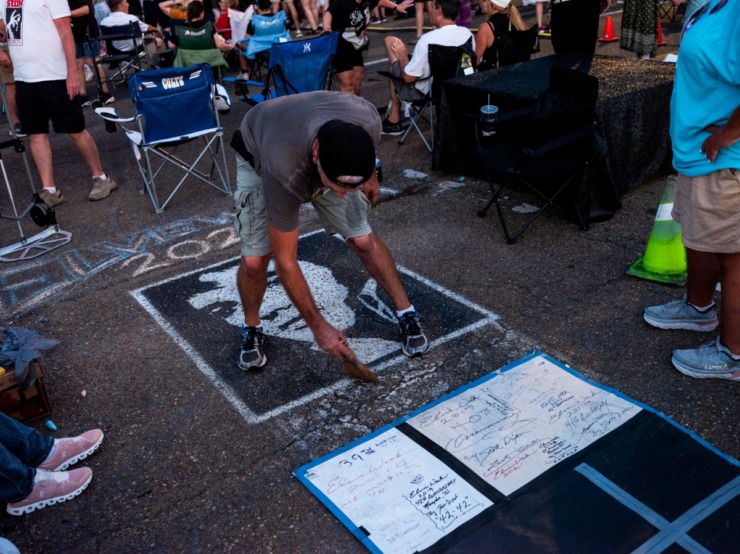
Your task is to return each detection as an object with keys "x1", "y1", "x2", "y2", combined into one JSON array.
[{"x1": 375, "y1": 157, "x2": 383, "y2": 183}]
